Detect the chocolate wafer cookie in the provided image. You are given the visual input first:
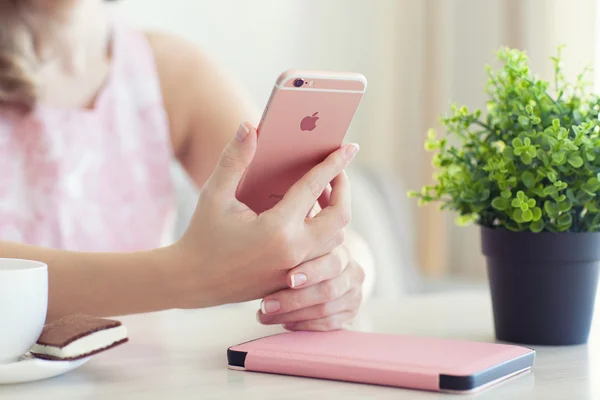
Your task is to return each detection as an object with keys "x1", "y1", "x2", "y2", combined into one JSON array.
[{"x1": 30, "y1": 314, "x2": 128, "y2": 361}]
